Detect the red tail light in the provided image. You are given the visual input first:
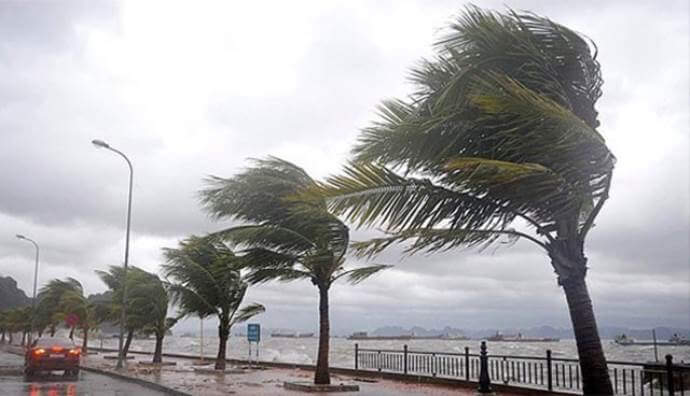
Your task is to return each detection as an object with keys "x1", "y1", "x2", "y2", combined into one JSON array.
[
  {"x1": 68, "y1": 348, "x2": 81, "y2": 356},
  {"x1": 32, "y1": 348, "x2": 46, "y2": 357},
  {"x1": 51, "y1": 346, "x2": 64, "y2": 353}
]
